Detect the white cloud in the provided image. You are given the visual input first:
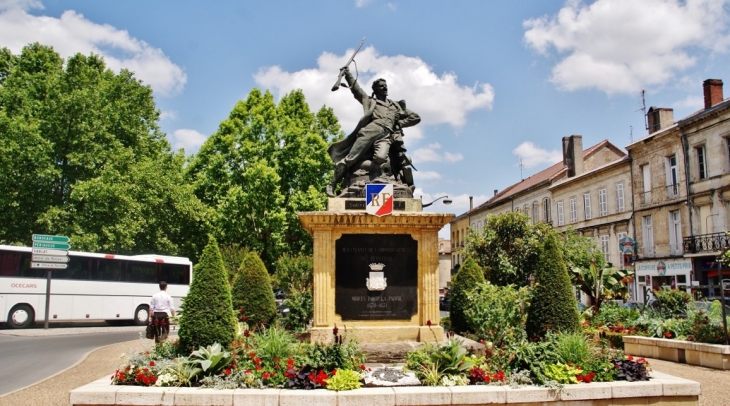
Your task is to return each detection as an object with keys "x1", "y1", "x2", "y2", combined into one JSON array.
[
  {"x1": 413, "y1": 170, "x2": 442, "y2": 181},
  {"x1": 513, "y1": 141, "x2": 563, "y2": 168},
  {"x1": 169, "y1": 129, "x2": 207, "y2": 154},
  {"x1": 254, "y1": 45, "x2": 494, "y2": 142},
  {"x1": 159, "y1": 110, "x2": 178, "y2": 121},
  {"x1": 355, "y1": 0, "x2": 374, "y2": 7},
  {"x1": 412, "y1": 143, "x2": 464, "y2": 163},
  {"x1": 673, "y1": 95, "x2": 704, "y2": 110},
  {"x1": 523, "y1": 0, "x2": 730, "y2": 94},
  {"x1": 0, "y1": 4, "x2": 186, "y2": 96}
]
